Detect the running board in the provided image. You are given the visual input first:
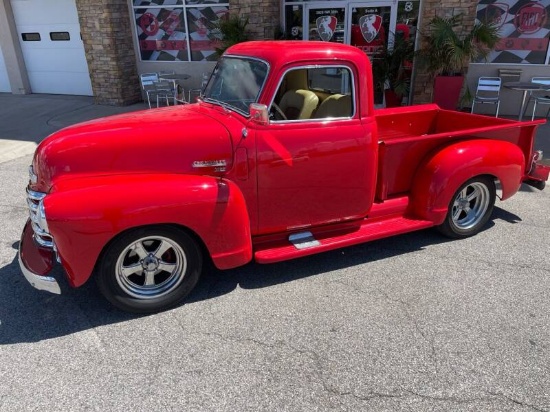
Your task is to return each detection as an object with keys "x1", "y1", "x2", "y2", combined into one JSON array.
[{"x1": 254, "y1": 217, "x2": 434, "y2": 264}]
